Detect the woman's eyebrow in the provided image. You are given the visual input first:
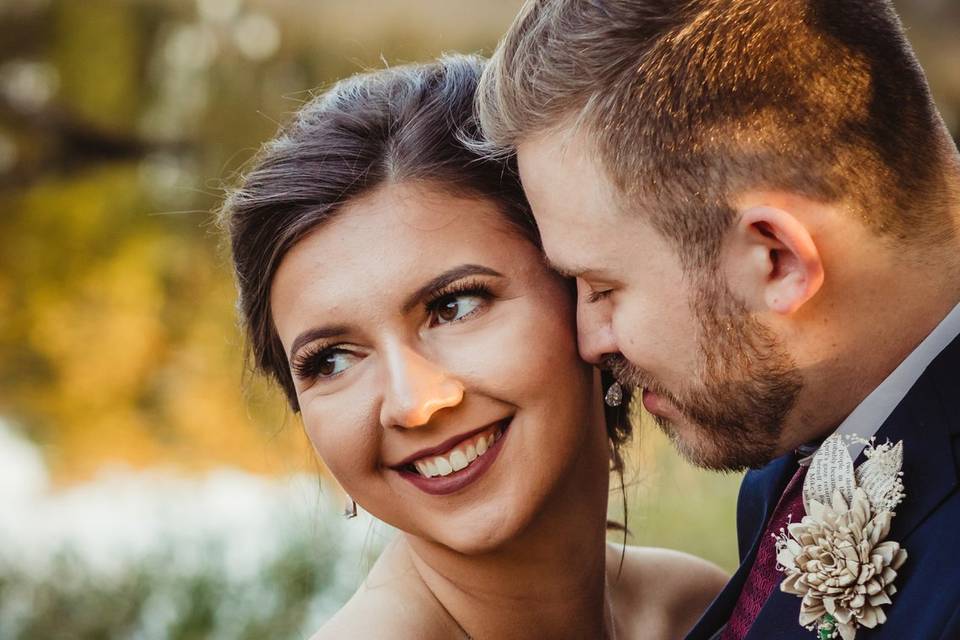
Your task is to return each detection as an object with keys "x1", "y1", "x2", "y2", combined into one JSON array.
[
  {"x1": 288, "y1": 265, "x2": 503, "y2": 359},
  {"x1": 289, "y1": 324, "x2": 349, "y2": 361},
  {"x1": 401, "y1": 264, "x2": 503, "y2": 313}
]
